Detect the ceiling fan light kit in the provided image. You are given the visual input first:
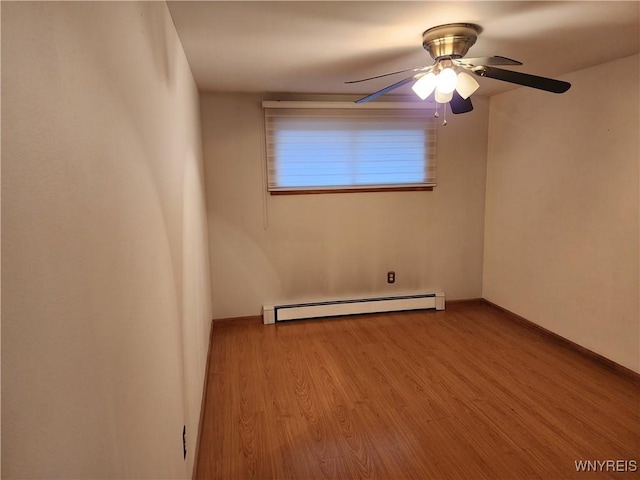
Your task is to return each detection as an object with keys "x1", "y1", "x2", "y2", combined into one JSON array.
[
  {"x1": 411, "y1": 72, "x2": 437, "y2": 99},
  {"x1": 455, "y1": 71, "x2": 480, "y2": 99},
  {"x1": 435, "y1": 67, "x2": 458, "y2": 94},
  {"x1": 348, "y1": 22, "x2": 571, "y2": 123}
]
